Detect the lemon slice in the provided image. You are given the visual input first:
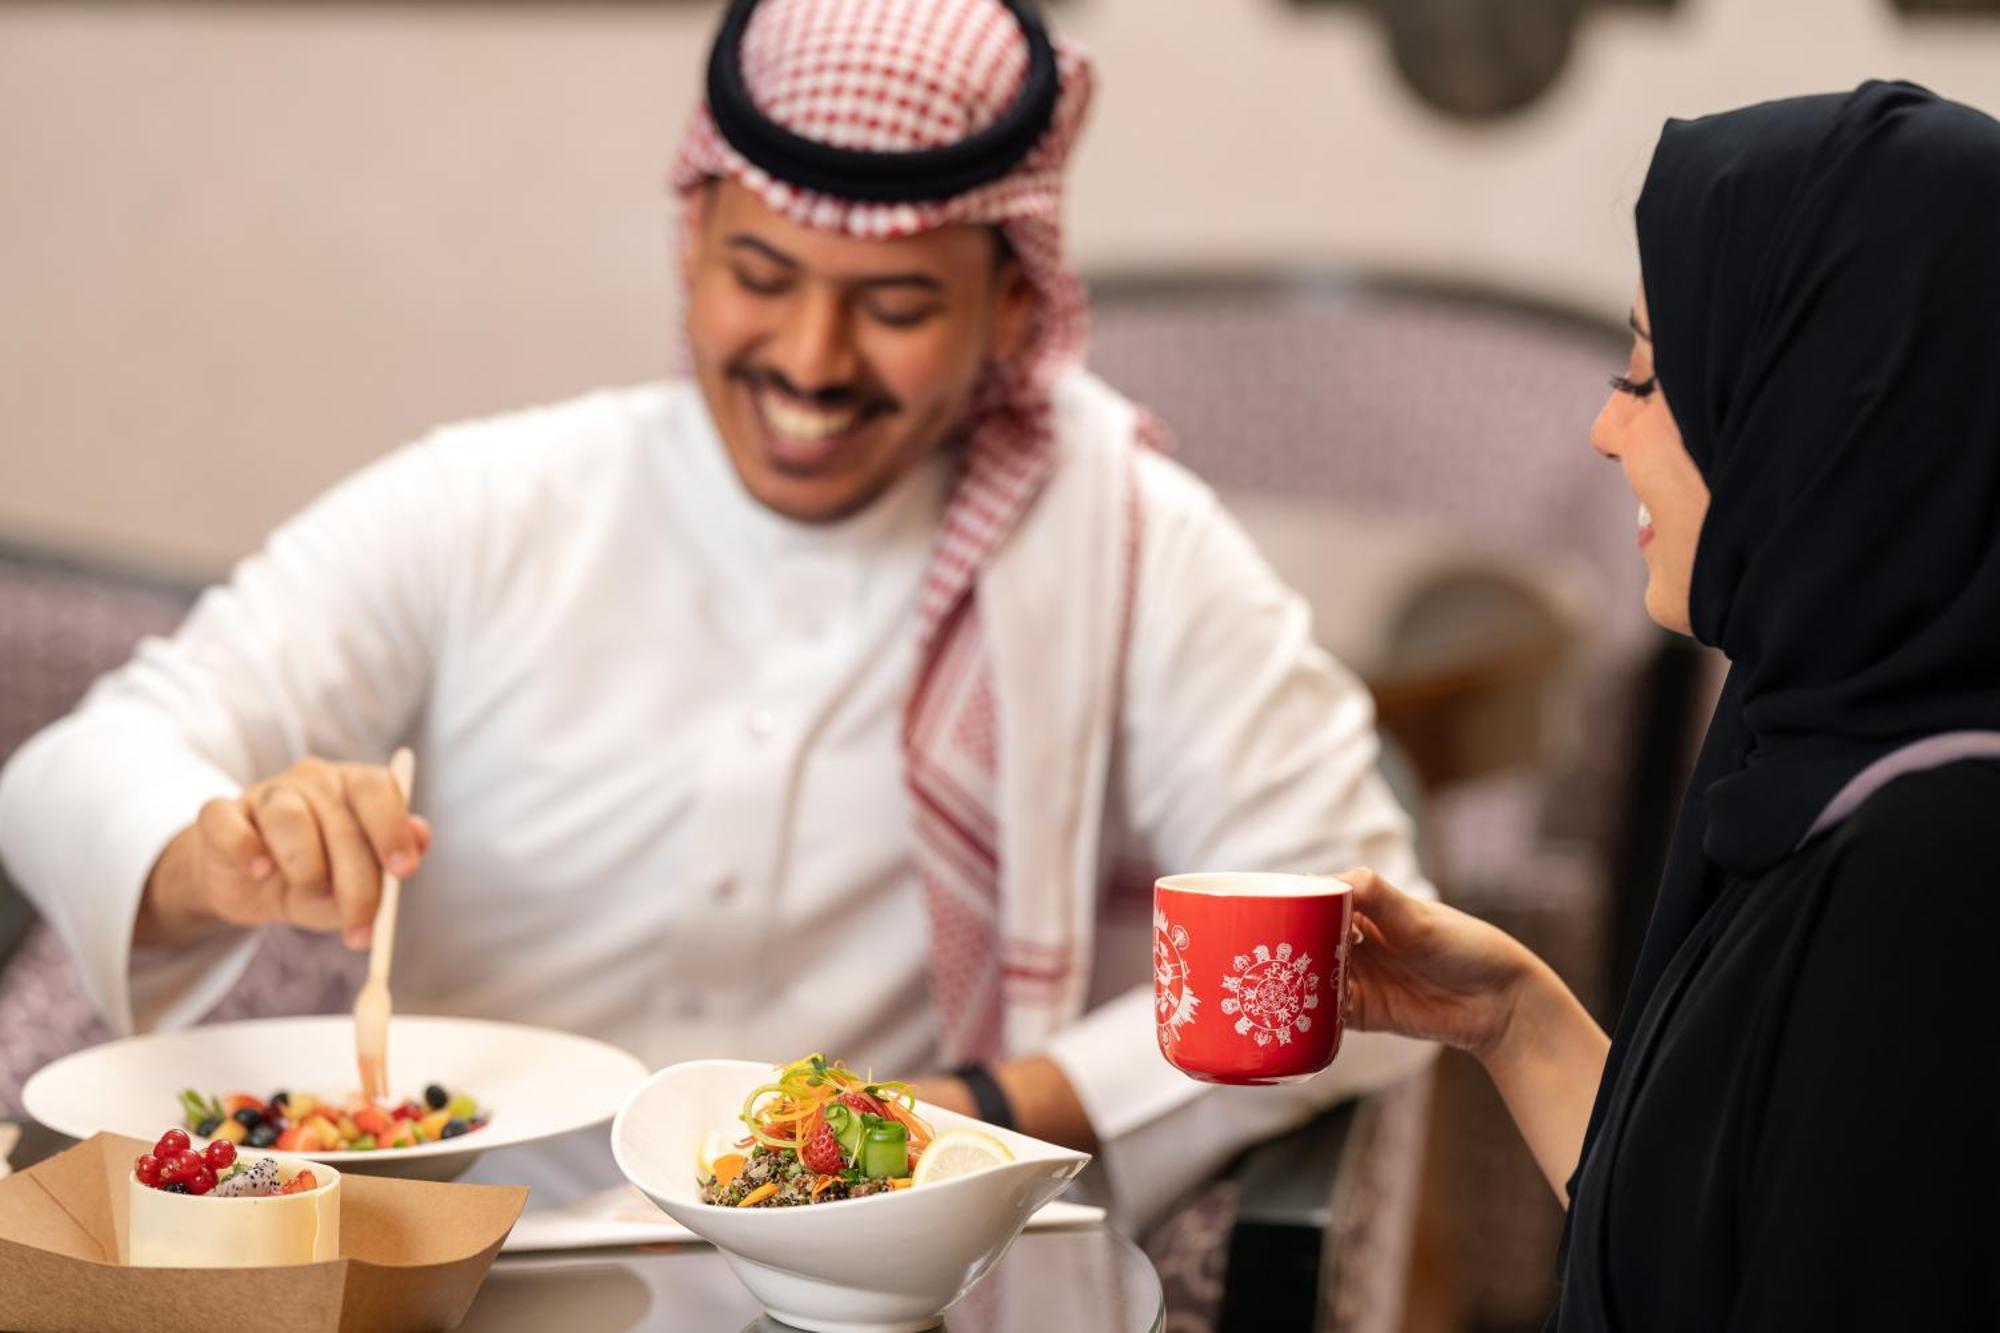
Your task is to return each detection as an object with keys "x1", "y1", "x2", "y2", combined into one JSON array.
[
  {"x1": 910, "y1": 1129, "x2": 1015, "y2": 1187},
  {"x1": 696, "y1": 1128, "x2": 740, "y2": 1178}
]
